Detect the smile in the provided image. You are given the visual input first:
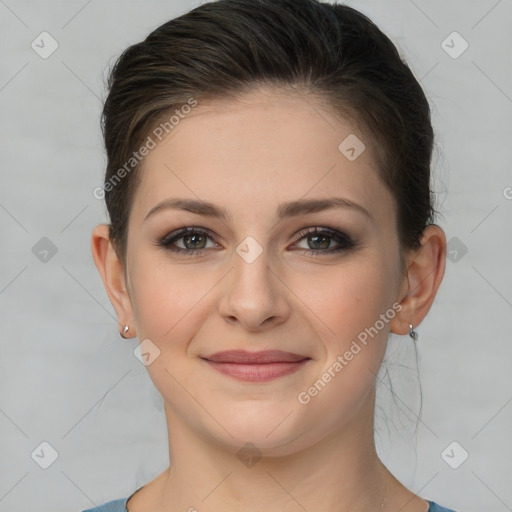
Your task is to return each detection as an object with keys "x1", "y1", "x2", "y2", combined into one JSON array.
[{"x1": 201, "y1": 350, "x2": 311, "y2": 382}]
